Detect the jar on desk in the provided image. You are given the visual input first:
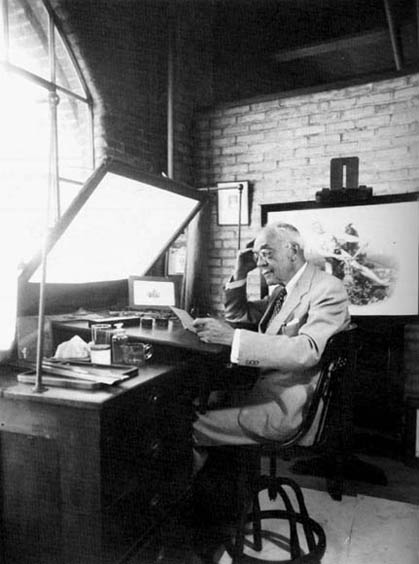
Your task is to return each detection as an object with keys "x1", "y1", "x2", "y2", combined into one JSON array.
[
  {"x1": 91, "y1": 323, "x2": 113, "y2": 365},
  {"x1": 111, "y1": 325, "x2": 129, "y2": 364}
]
